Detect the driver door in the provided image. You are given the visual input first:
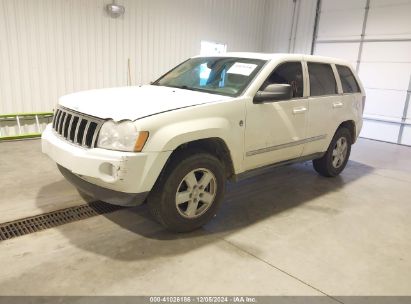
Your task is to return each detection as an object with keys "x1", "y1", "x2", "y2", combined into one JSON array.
[{"x1": 244, "y1": 61, "x2": 308, "y2": 171}]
